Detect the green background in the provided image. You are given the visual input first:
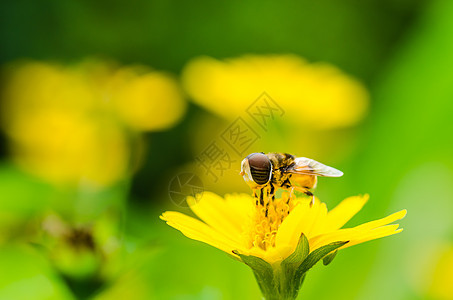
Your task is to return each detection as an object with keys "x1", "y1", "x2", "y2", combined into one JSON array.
[{"x1": 1, "y1": 0, "x2": 452, "y2": 299}]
